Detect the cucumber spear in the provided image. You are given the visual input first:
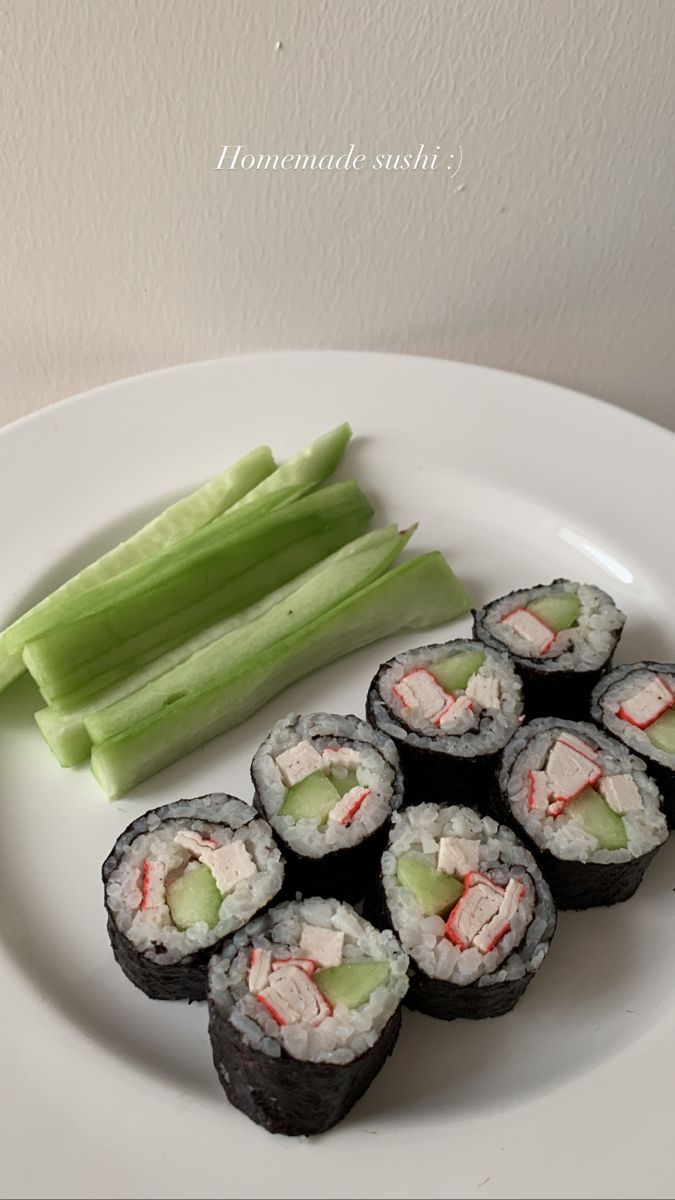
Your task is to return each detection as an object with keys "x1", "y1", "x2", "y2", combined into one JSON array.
[
  {"x1": 23, "y1": 480, "x2": 373, "y2": 706},
  {"x1": 90, "y1": 551, "x2": 471, "y2": 799}
]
